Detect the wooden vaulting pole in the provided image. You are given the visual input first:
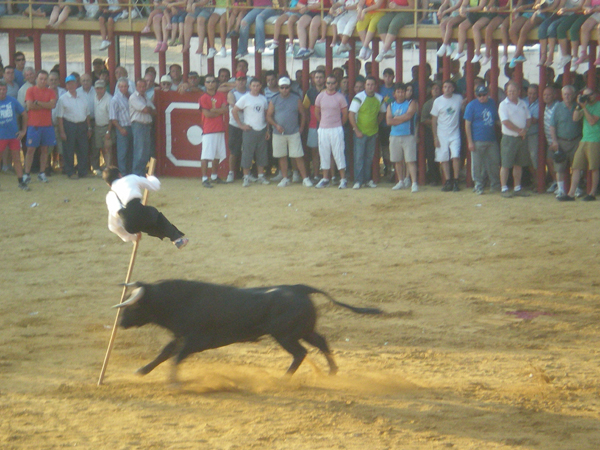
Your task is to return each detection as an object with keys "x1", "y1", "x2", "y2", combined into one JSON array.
[{"x1": 97, "y1": 157, "x2": 157, "y2": 386}]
